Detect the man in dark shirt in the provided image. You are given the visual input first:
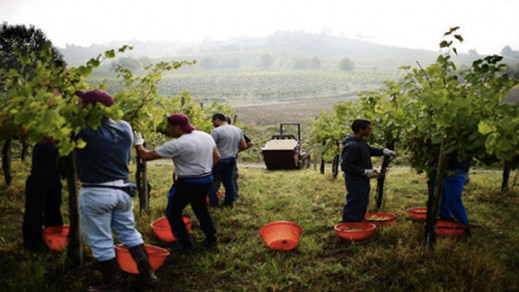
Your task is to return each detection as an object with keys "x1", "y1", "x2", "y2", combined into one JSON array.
[
  {"x1": 340, "y1": 119, "x2": 396, "y2": 222},
  {"x1": 22, "y1": 142, "x2": 63, "y2": 252},
  {"x1": 75, "y1": 89, "x2": 157, "y2": 288}
]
